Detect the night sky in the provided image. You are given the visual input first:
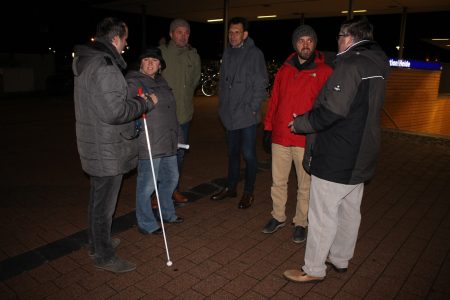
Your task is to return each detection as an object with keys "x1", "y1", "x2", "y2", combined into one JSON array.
[{"x1": 2, "y1": 2, "x2": 449, "y2": 70}]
